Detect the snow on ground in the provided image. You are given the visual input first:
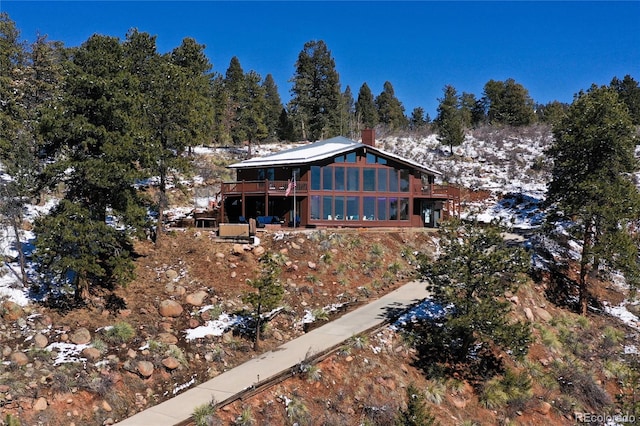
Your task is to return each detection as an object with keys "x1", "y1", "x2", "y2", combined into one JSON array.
[
  {"x1": 604, "y1": 301, "x2": 640, "y2": 330},
  {"x1": 184, "y1": 312, "x2": 243, "y2": 340}
]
